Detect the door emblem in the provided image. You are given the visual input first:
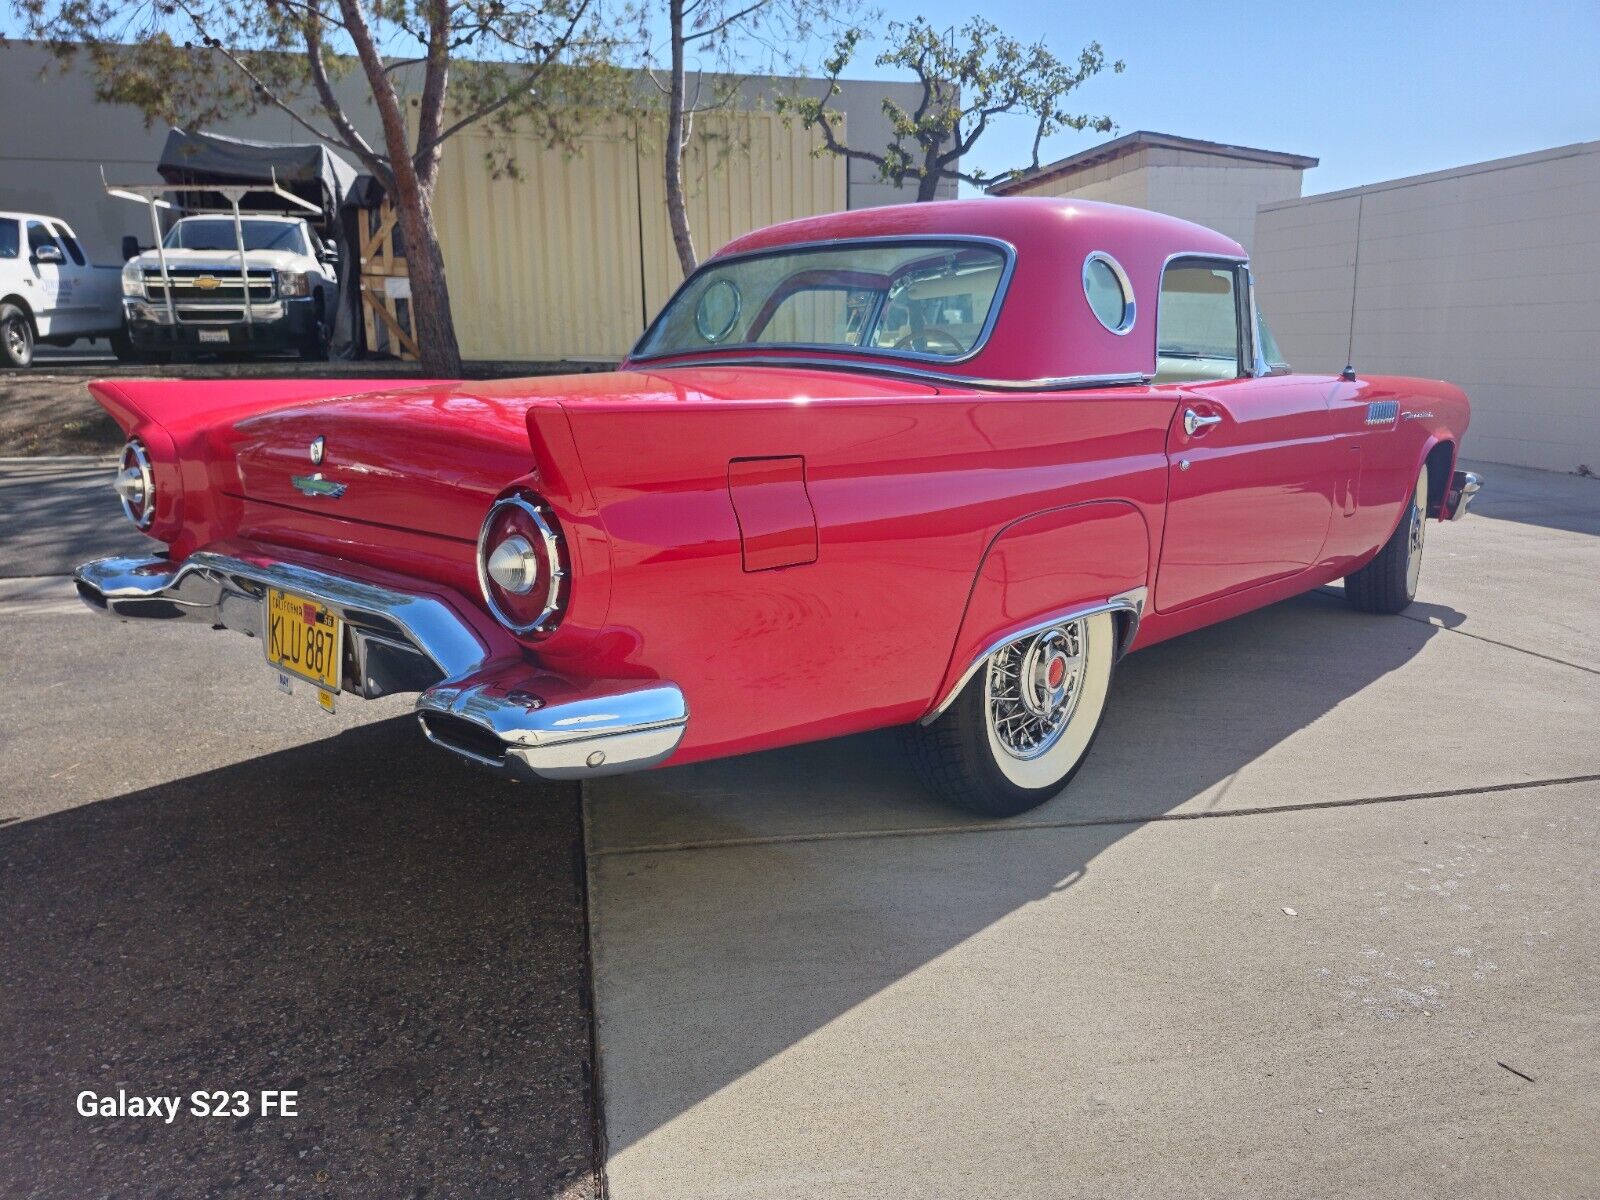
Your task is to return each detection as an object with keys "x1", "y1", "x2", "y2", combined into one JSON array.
[
  {"x1": 309, "y1": 436, "x2": 325, "y2": 465},
  {"x1": 291, "y1": 473, "x2": 346, "y2": 499},
  {"x1": 194, "y1": 275, "x2": 220, "y2": 291}
]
